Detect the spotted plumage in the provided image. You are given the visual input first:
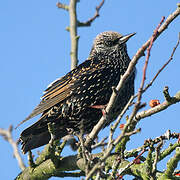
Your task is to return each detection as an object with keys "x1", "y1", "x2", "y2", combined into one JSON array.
[{"x1": 20, "y1": 31, "x2": 135, "y2": 153}]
